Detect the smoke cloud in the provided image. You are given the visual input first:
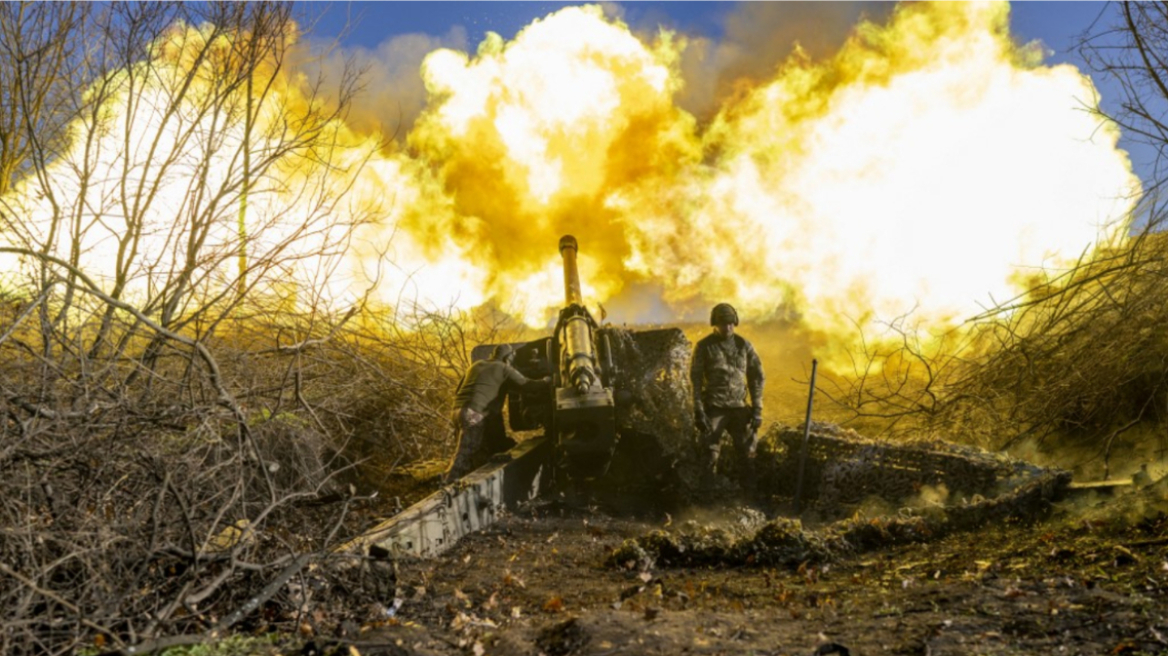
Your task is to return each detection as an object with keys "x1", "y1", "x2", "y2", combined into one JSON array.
[
  {"x1": 302, "y1": 28, "x2": 470, "y2": 138},
  {"x1": 326, "y1": 2, "x2": 1138, "y2": 337},
  {"x1": 2, "y1": 3, "x2": 1141, "y2": 350},
  {"x1": 675, "y1": 2, "x2": 896, "y2": 120}
]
